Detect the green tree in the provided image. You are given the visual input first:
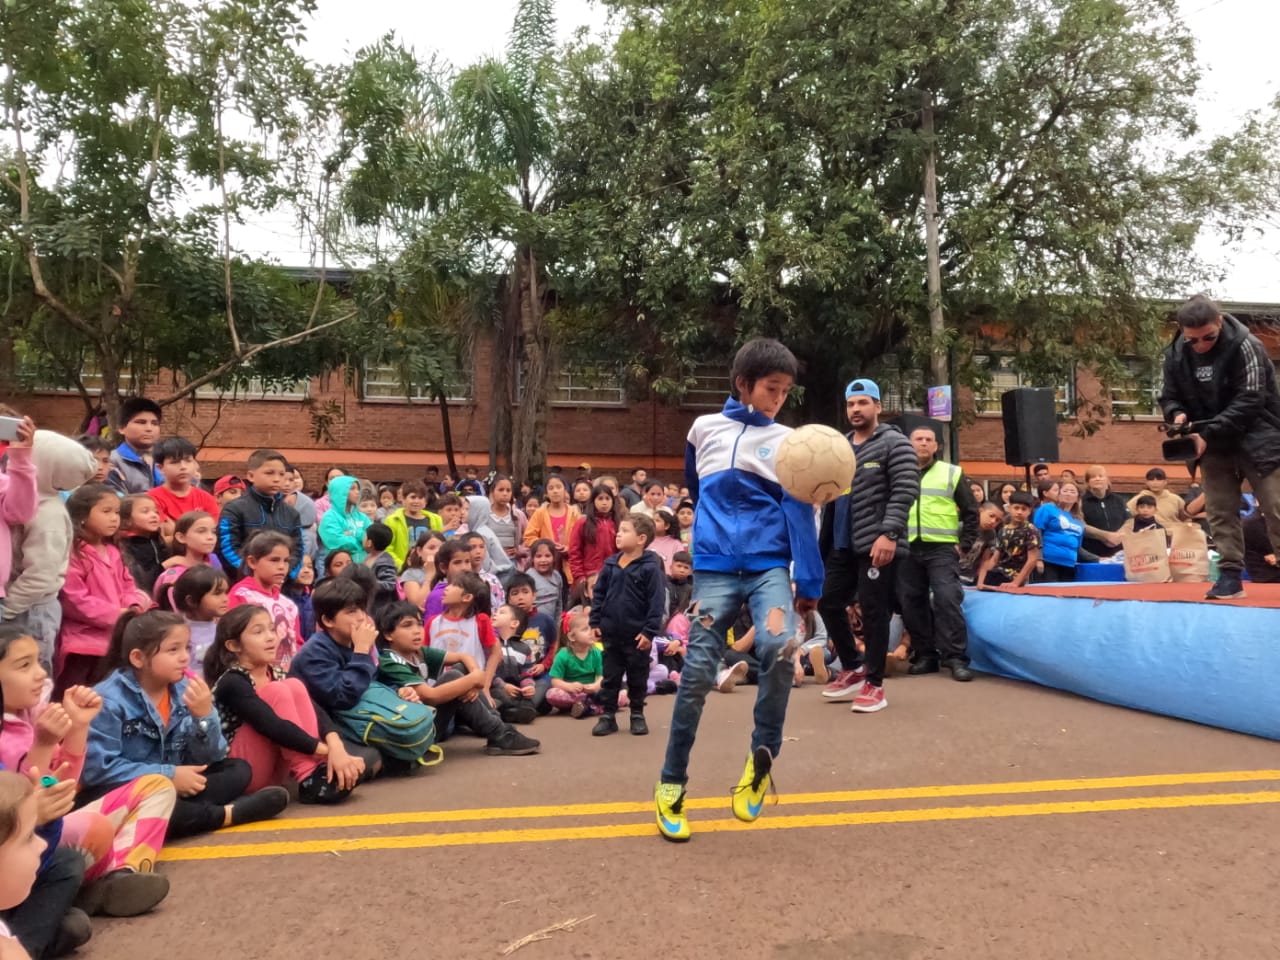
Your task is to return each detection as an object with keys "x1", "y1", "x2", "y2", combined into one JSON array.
[
  {"x1": 552, "y1": 0, "x2": 1280, "y2": 426},
  {"x1": 334, "y1": 0, "x2": 563, "y2": 482},
  {"x1": 0, "y1": 0, "x2": 353, "y2": 426}
]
